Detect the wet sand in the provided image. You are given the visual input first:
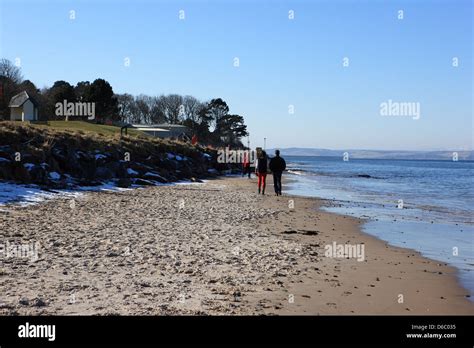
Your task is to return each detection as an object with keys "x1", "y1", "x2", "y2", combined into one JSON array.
[{"x1": 0, "y1": 176, "x2": 472, "y2": 315}]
